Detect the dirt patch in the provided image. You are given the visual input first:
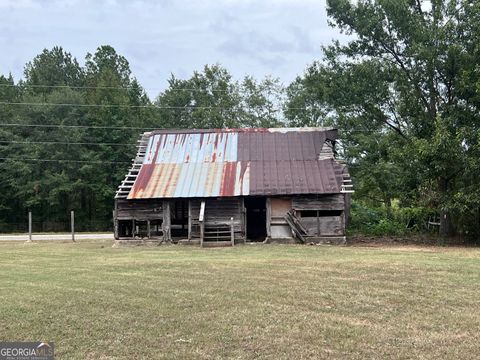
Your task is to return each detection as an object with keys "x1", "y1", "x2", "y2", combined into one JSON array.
[{"x1": 347, "y1": 234, "x2": 470, "y2": 247}]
